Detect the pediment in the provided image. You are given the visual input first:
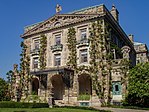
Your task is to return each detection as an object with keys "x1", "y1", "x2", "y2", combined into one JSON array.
[{"x1": 21, "y1": 14, "x2": 99, "y2": 38}]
